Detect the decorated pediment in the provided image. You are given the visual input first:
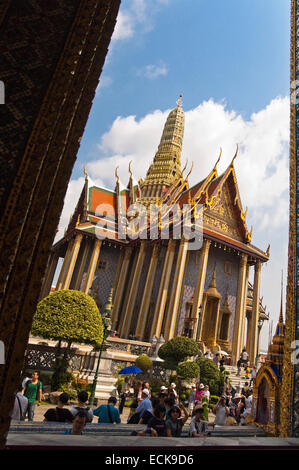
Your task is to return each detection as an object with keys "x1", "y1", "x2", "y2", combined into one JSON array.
[{"x1": 203, "y1": 169, "x2": 251, "y2": 243}]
